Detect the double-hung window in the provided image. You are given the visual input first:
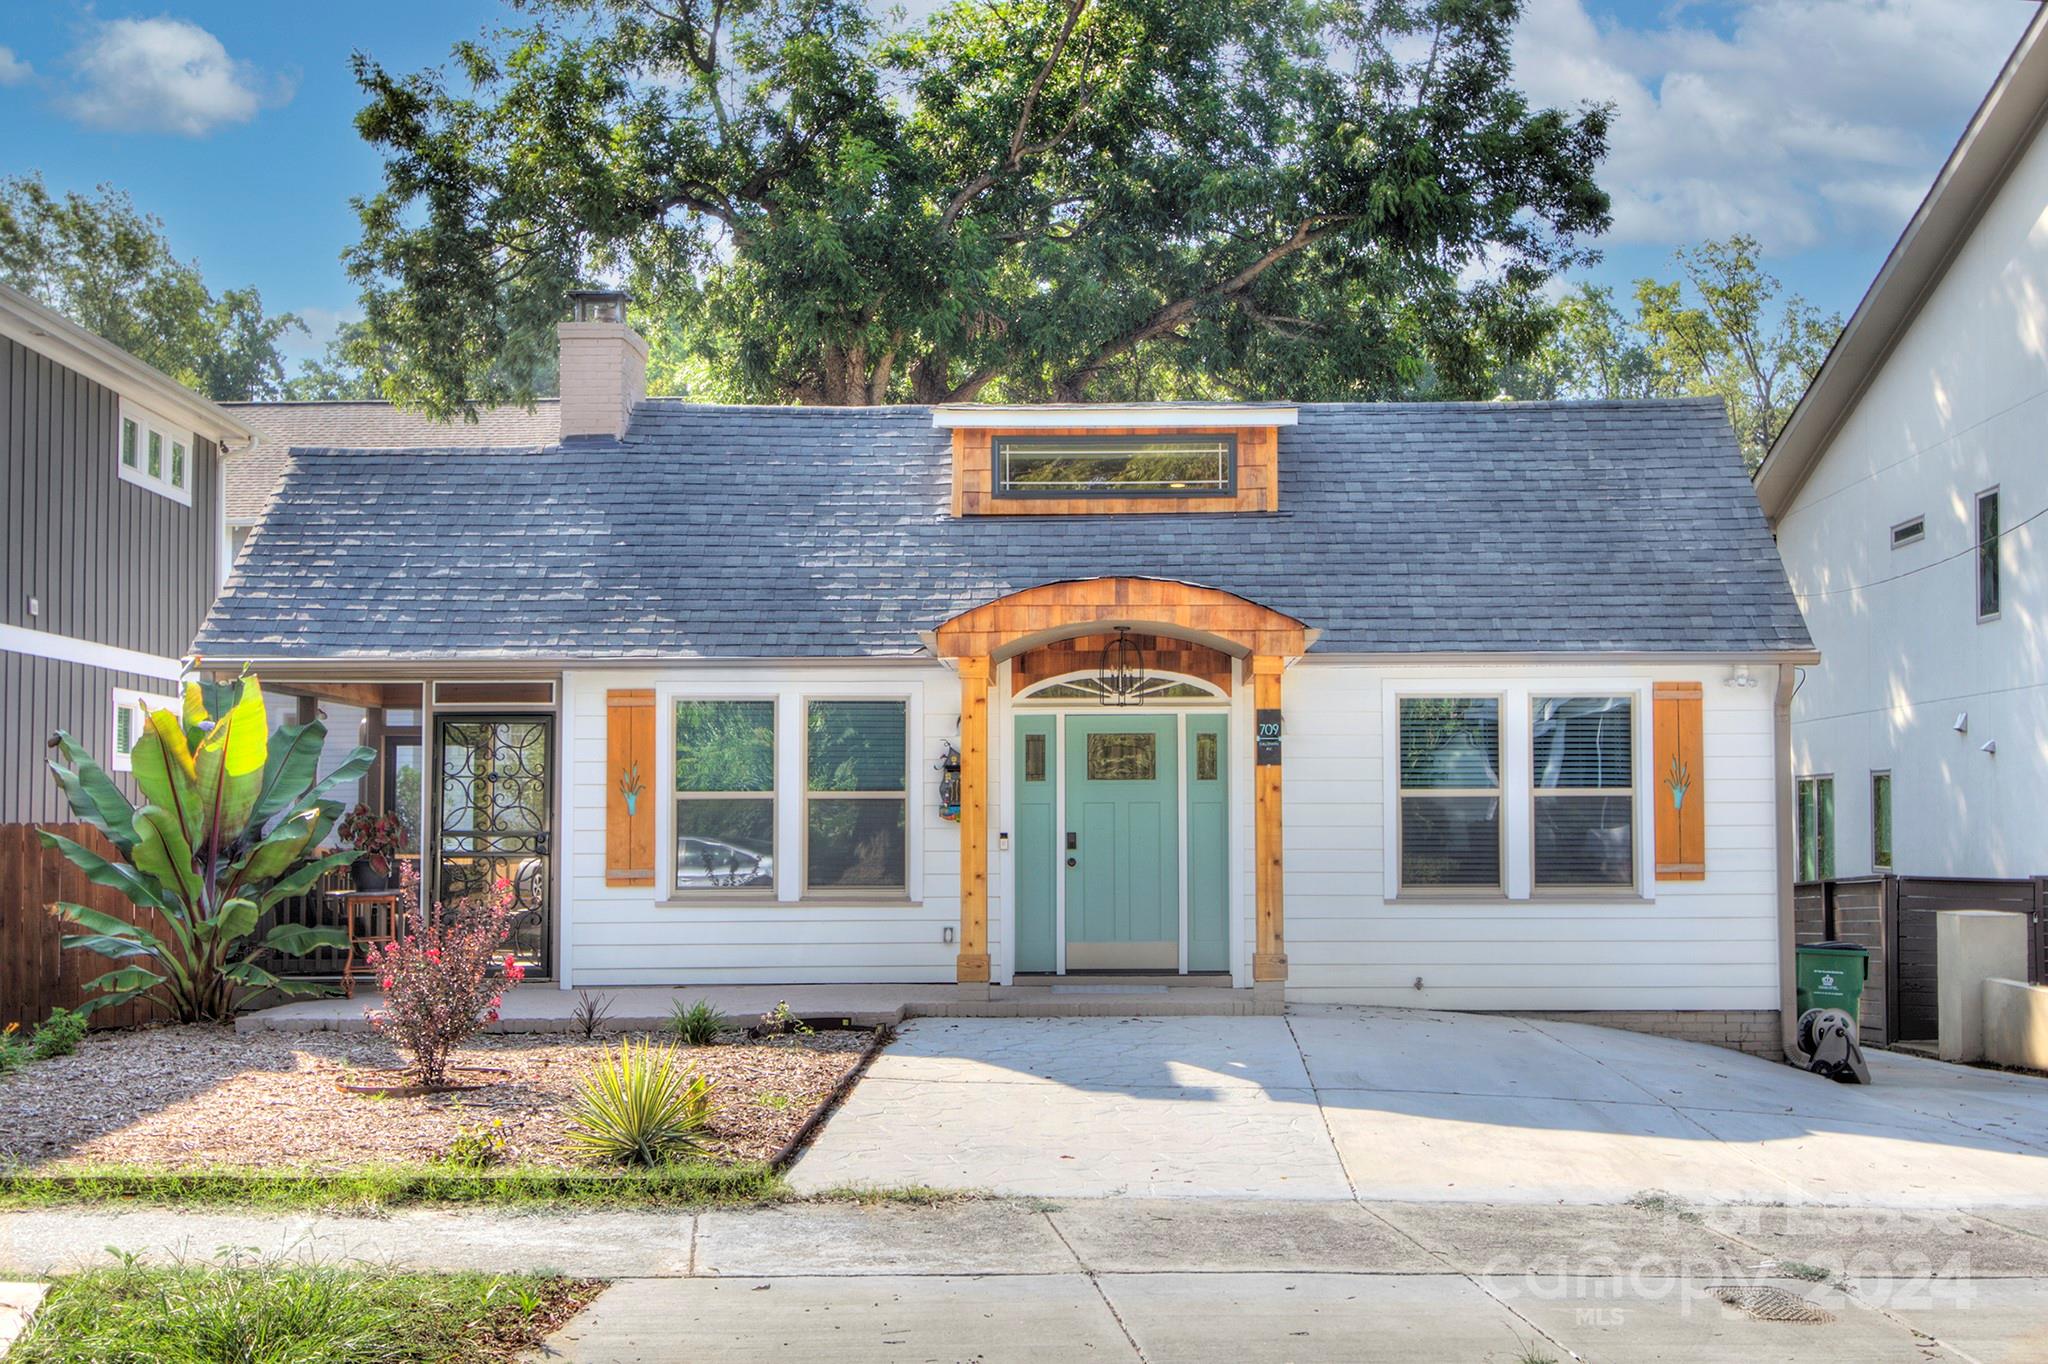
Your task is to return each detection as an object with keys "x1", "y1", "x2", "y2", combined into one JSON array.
[
  {"x1": 1397, "y1": 697, "x2": 1502, "y2": 892},
  {"x1": 1797, "y1": 775, "x2": 1835, "y2": 882},
  {"x1": 1531, "y1": 696, "x2": 1636, "y2": 889},
  {"x1": 109, "y1": 687, "x2": 177, "y2": 772},
  {"x1": 117, "y1": 399, "x2": 192, "y2": 504},
  {"x1": 673, "y1": 700, "x2": 776, "y2": 892},
  {"x1": 806, "y1": 701, "x2": 908, "y2": 892}
]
